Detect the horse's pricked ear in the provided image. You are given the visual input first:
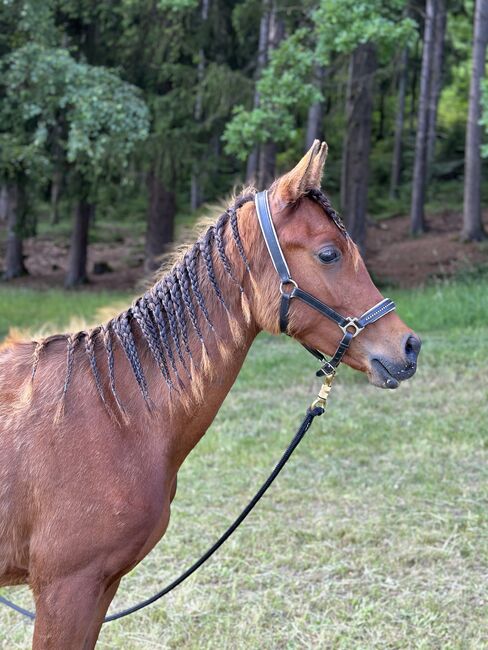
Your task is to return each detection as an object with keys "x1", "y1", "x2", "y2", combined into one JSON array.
[
  {"x1": 272, "y1": 140, "x2": 328, "y2": 202},
  {"x1": 309, "y1": 141, "x2": 328, "y2": 187}
]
